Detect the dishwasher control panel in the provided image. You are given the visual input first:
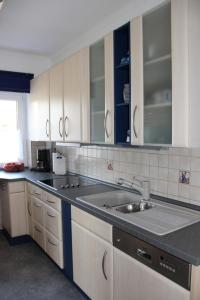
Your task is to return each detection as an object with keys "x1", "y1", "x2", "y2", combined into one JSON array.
[{"x1": 113, "y1": 227, "x2": 191, "y2": 290}]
